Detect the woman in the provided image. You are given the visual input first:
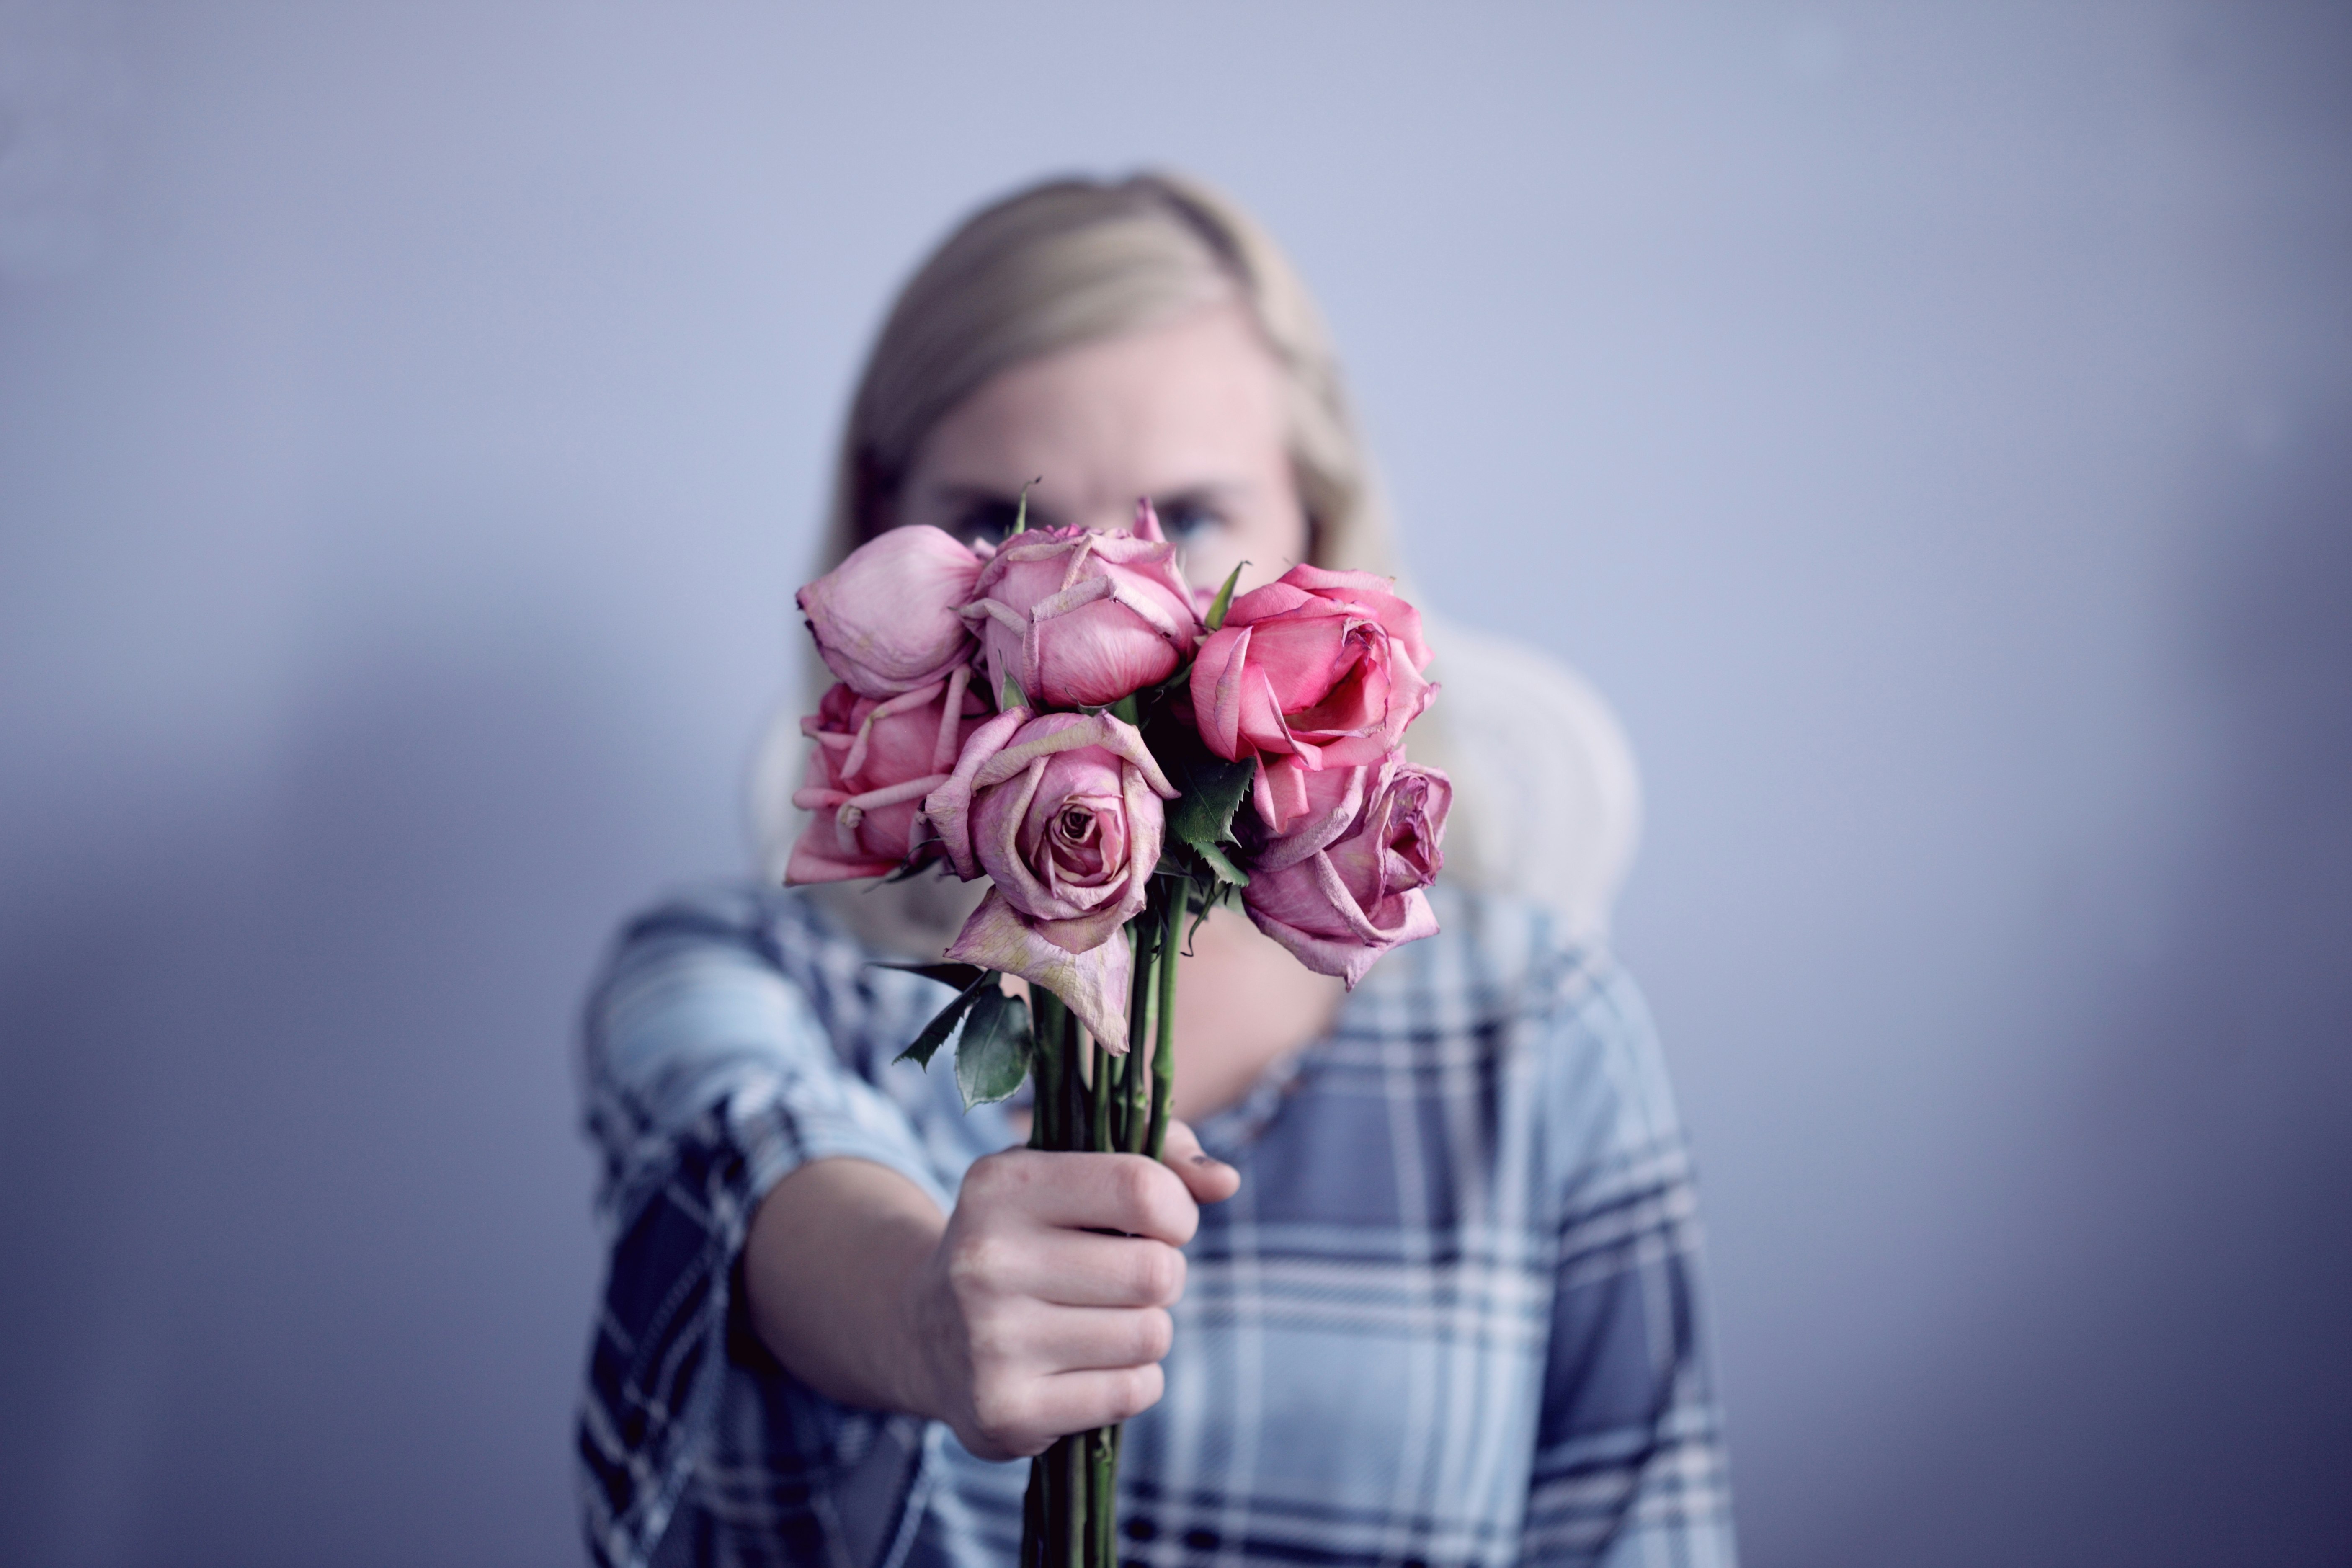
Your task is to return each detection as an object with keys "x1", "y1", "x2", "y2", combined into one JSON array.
[{"x1": 578, "y1": 174, "x2": 1733, "y2": 1568}]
